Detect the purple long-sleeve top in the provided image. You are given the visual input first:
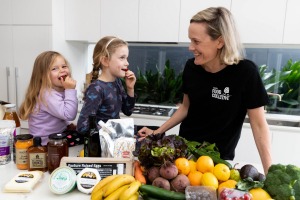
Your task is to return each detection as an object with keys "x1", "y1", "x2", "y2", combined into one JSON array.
[{"x1": 28, "y1": 89, "x2": 78, "y2": 145}]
